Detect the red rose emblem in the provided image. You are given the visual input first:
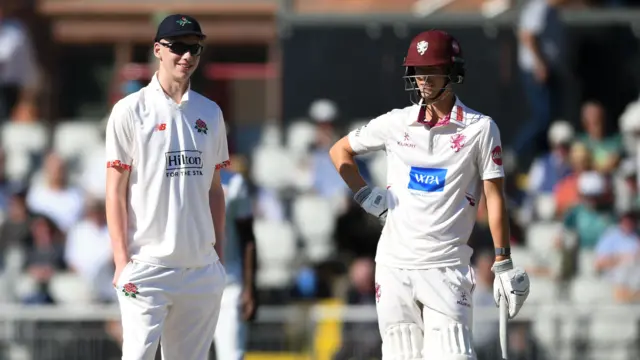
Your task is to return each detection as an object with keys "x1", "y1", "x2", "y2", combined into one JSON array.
[
  {"x1": 122, "y1": 282, "x2": 139, "y2": 298},
  {"x1": 194, "y1": 119, "x2": 208, "y2": 134}
]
